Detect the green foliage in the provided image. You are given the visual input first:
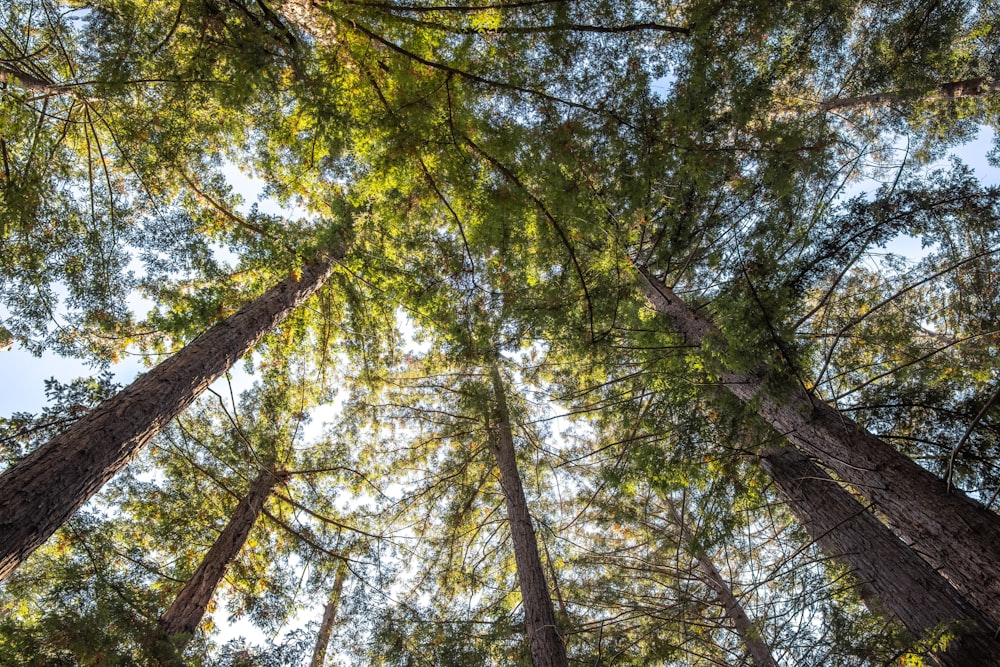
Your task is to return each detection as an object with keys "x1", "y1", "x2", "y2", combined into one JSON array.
[
  {"x1": 0, "y1": 372, "x2": 119, "y2": 465},
  {"x1": 0, "y1": 512, "x2": 169, "y2": 666},
  {"x1": 3, "y1": 0, "x2": 1000, "y2": 664}
]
